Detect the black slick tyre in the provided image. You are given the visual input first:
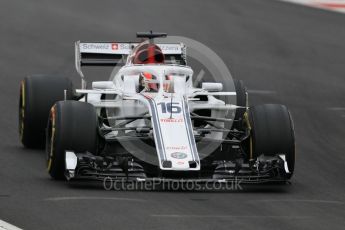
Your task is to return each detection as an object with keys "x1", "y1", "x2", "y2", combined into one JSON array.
[
  {"x1": 19, "y1": 75, "x2": 74, "y2": 148},
  {"x1": 249, "y1": 104, "x2": 295, "y2": 178},
  {"x1": 46, "y1": 101, "x2": 98, "y2": 180}
]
